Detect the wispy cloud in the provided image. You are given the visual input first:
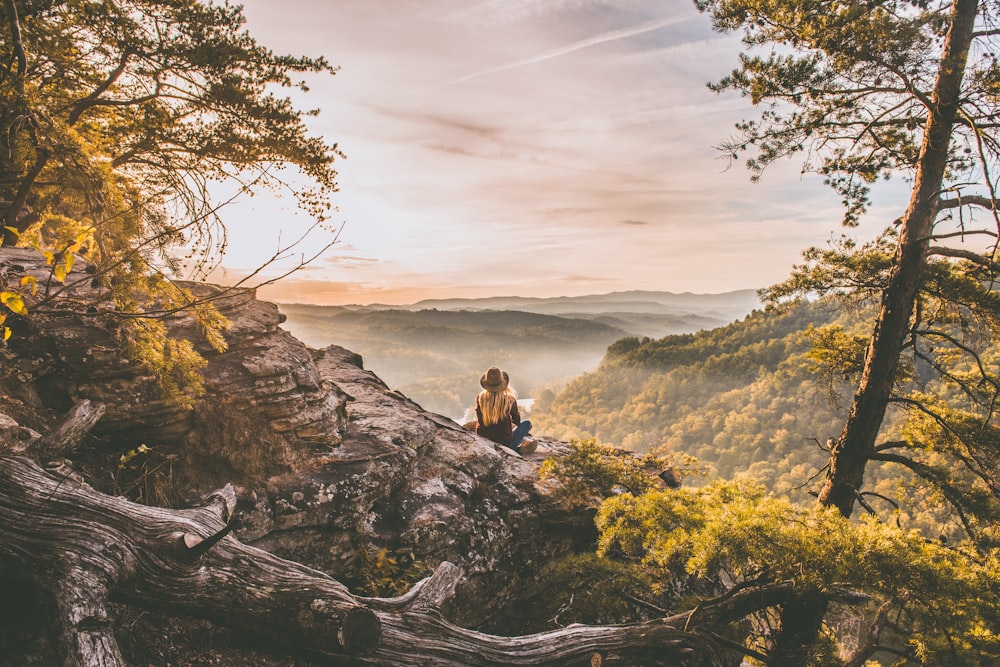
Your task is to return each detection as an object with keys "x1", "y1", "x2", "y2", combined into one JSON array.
[
  {"x1": 451, "y1": 0, "x2": 620, "y2": 28},
  {"x1": 441, "y1": 15, "x2": 692, "y2": 88},
  {"x1": 561, "y1": 273, "x2": 616, "y2": 284},
  {"x1": 227, "y1": 0, "x2": 860, "y2": 304},
  {"x1": 608, "y1": 36, "x2": 732, "y2": 67}
]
